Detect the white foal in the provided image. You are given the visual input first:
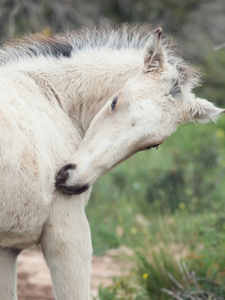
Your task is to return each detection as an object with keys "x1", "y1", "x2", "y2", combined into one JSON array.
[{"x1": 0, "y1": 25, "x2": 223, "y2": 300}]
